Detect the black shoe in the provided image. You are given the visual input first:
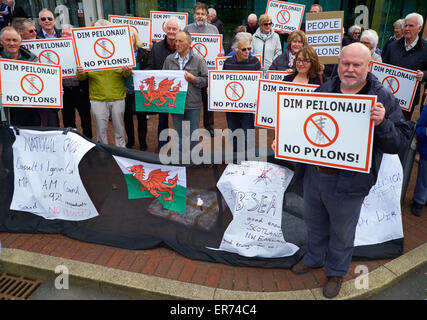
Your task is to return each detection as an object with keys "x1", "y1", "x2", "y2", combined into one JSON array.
[
  {"x1": 140, "y1": 144, "x2": 147, "y2": 151},
  {"x1": 126, "y1": 142, "x2": 134, "y2": 148},
  {"x1": 411, "y1": 202, "x2": 423, "y2": 216}
]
